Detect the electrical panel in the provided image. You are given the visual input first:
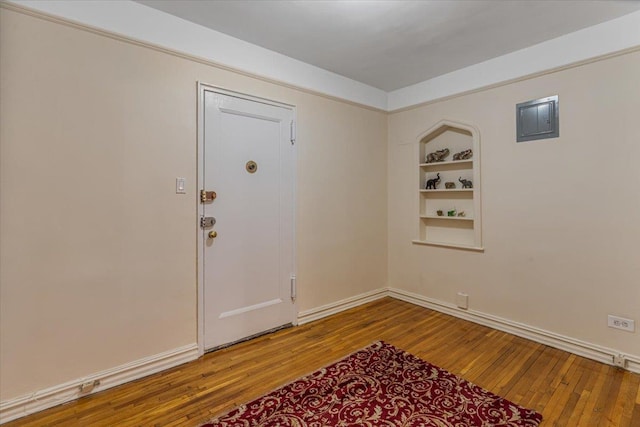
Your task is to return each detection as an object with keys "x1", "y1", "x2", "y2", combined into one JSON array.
[{"x1": 516, "y1": 95, "x2": 559, "y2": 142}]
